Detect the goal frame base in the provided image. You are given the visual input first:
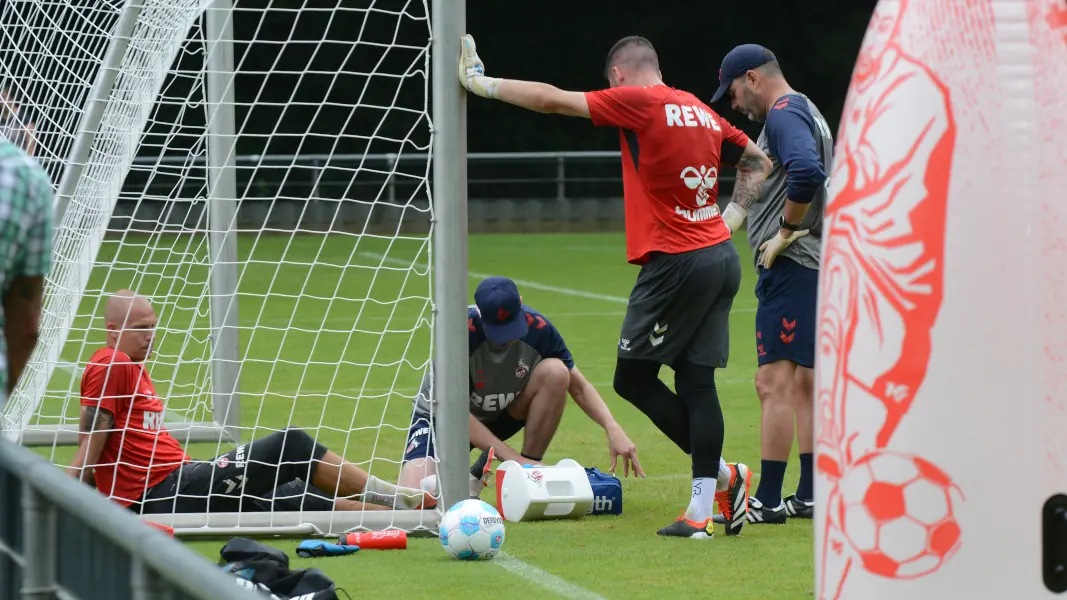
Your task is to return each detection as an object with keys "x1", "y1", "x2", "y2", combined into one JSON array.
[
  {"x1": 17, "y1": 422, "x2": 239, "y2": 446},
  {"x1": 144, "y1": 509, "x2": 440, "y2": 538}
]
